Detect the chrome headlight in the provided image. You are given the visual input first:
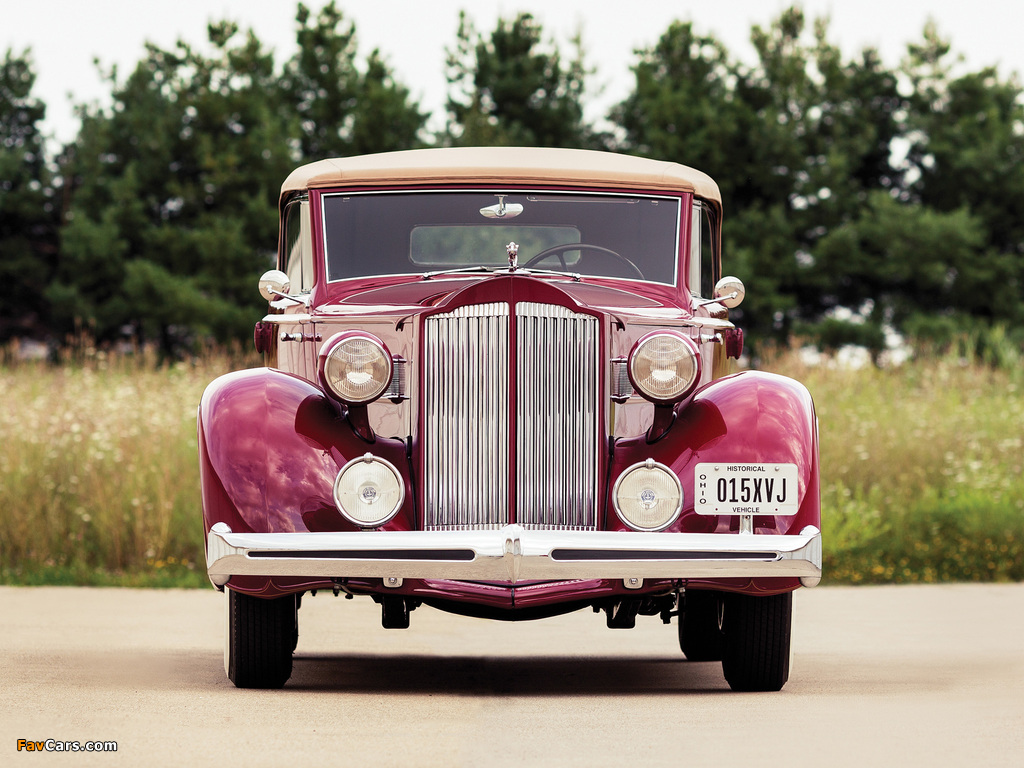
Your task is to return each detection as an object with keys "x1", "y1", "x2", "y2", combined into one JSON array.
[
  {"x1": 628, "y1": 331, "x2": 701, "y2": 403},
  {"x1": 318, "y1": 332, "x2": 392, "y2": 404},
  {"x1": 613, "y1": 459, "x2": 683, "y2": 531},
  {"x1": 333, "y1": 453, "x2": 404, "y2": 528}
]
